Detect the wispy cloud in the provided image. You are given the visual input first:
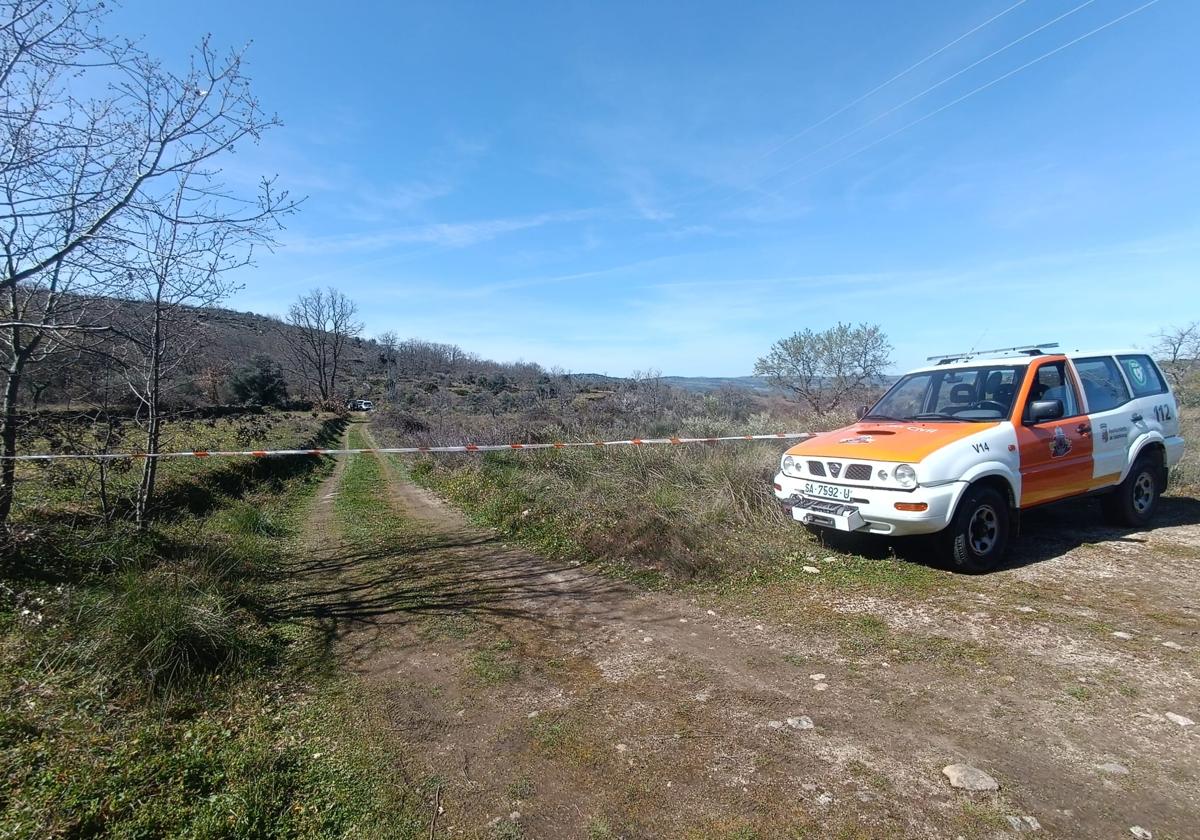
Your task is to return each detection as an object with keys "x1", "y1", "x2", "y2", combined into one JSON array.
[{"x1": 283, "y1": 209, "x2": 595, "y2": 255}]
